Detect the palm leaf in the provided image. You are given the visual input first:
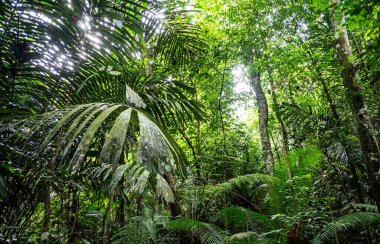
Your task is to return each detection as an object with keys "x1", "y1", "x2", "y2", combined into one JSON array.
[
  {"x1": 312, "y1": 212, "x2": 380, "y2": 244},
  {"x1": 71, "y1": 104, "x2": 122, "y2": 172},
  {"x1": 6, "y1": 103, "x2": 186, "y2": 178},
  {"x1": 156, "y1": 174, "x2": 175, "y2": 203},
  {"x1": 98, "y1": 108, "x2": 132, "y2": 165}
]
